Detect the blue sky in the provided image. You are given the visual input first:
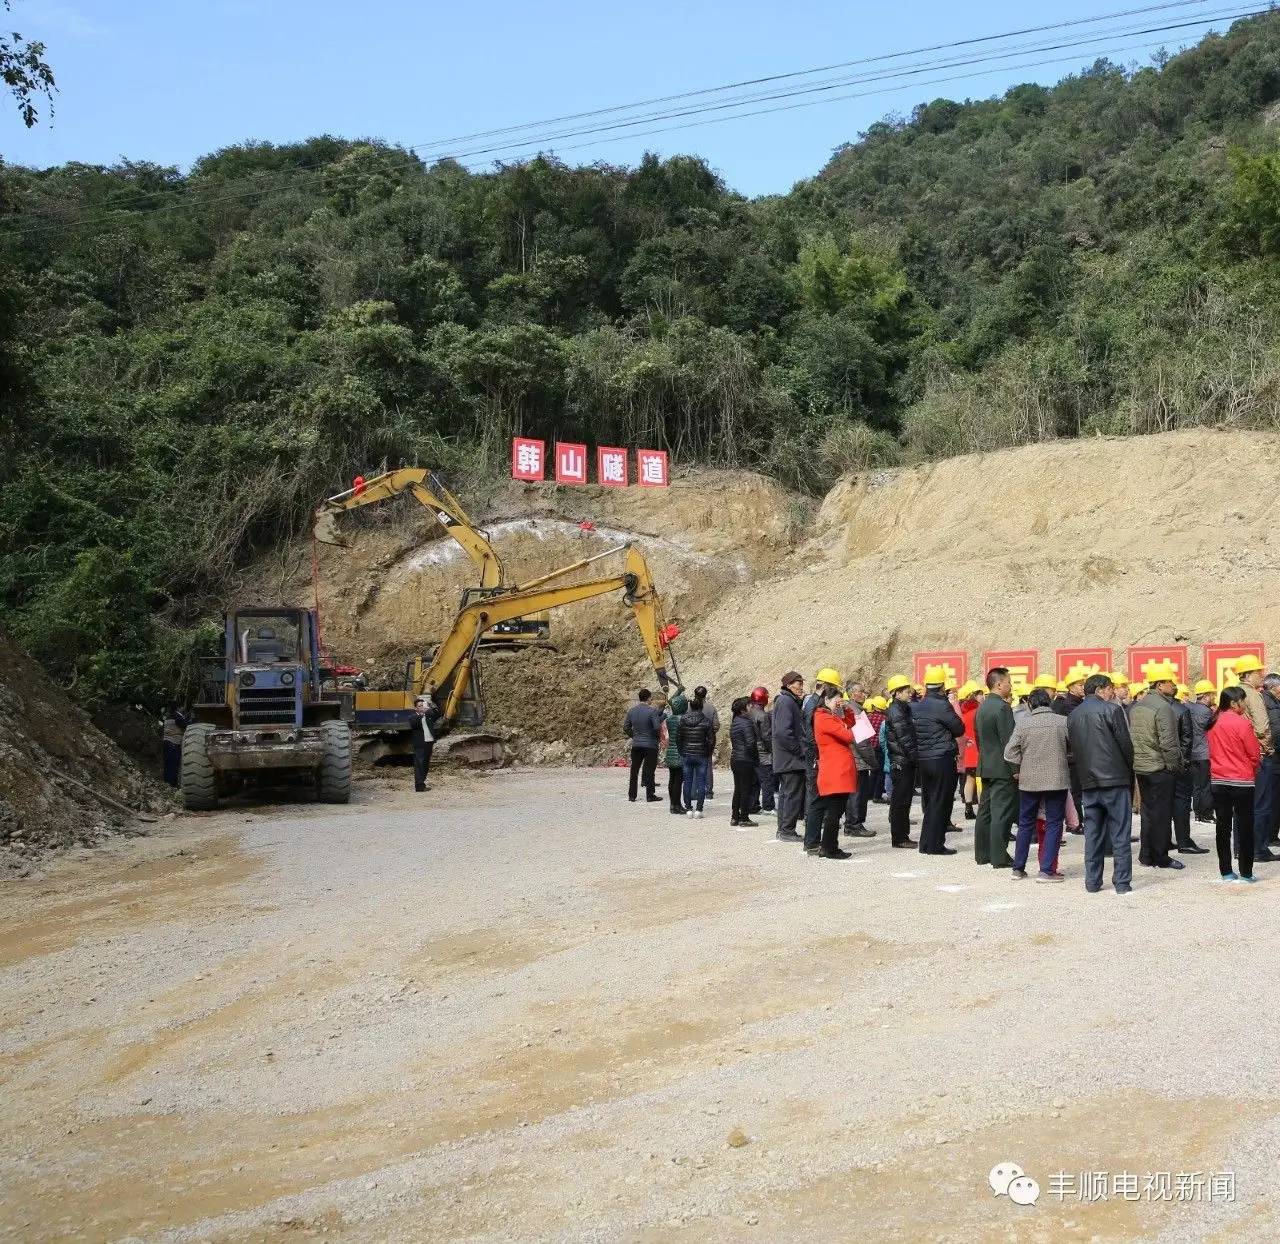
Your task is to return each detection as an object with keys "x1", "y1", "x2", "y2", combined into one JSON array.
[{"x1": 0, "y1": 1, "x2": 1240, "y2": 196}]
